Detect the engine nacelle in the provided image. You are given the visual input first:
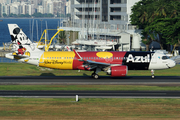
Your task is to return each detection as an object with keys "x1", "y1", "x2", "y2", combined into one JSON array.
[{"x1": 107, "y1": 66, "x2": 128, "y2": 77}]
